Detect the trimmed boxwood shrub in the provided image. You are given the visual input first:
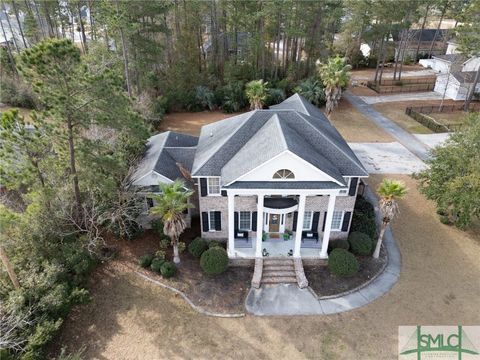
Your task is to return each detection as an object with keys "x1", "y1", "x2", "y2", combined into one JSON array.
[
  {"x1": 348, "y1": 232, "x2": 373, "y2": 256},
  {"x1": 200, "y1": 247, "x2": 229, "y2": 275},
  {"x1": 328, "y1": 249, "x2": 359, "y2": 277},
  {"x1": 150, "y1": 258, "x2": 166, "y2": 273},
  {"x1": 208, "y1": 240, "x2": 223, "y2": 249},
  {"x1": 350, "y1": 212, "x2": 376, "y2": 240},
  {"x1": 160, "y1": 261, "x2": 177, "y2": 278},
  {"x1": 138, "y1": 254, "x2": 154, "y2": 268},
  {"x1": 188, "y1": 237, "x2": 208, "y2": 258},
  {"x1": 328, "y1": 239, "x2": 350, "y2": 252}
]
